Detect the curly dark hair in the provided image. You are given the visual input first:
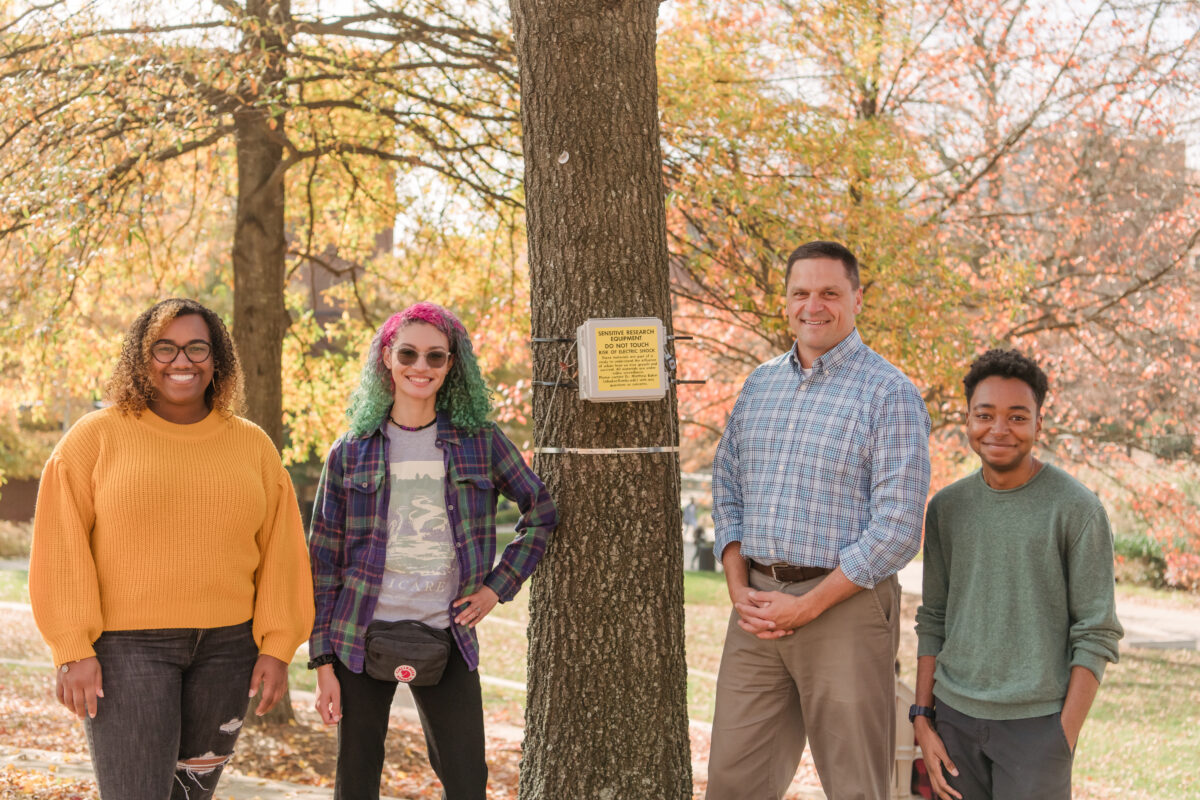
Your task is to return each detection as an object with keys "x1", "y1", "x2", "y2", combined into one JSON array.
[
  {"x1": 106, "y1": 298, "x2": 246, "y2": 417},
  {"x1": 963, "y1": 349, "x2": 1049, "y2": 410}
]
